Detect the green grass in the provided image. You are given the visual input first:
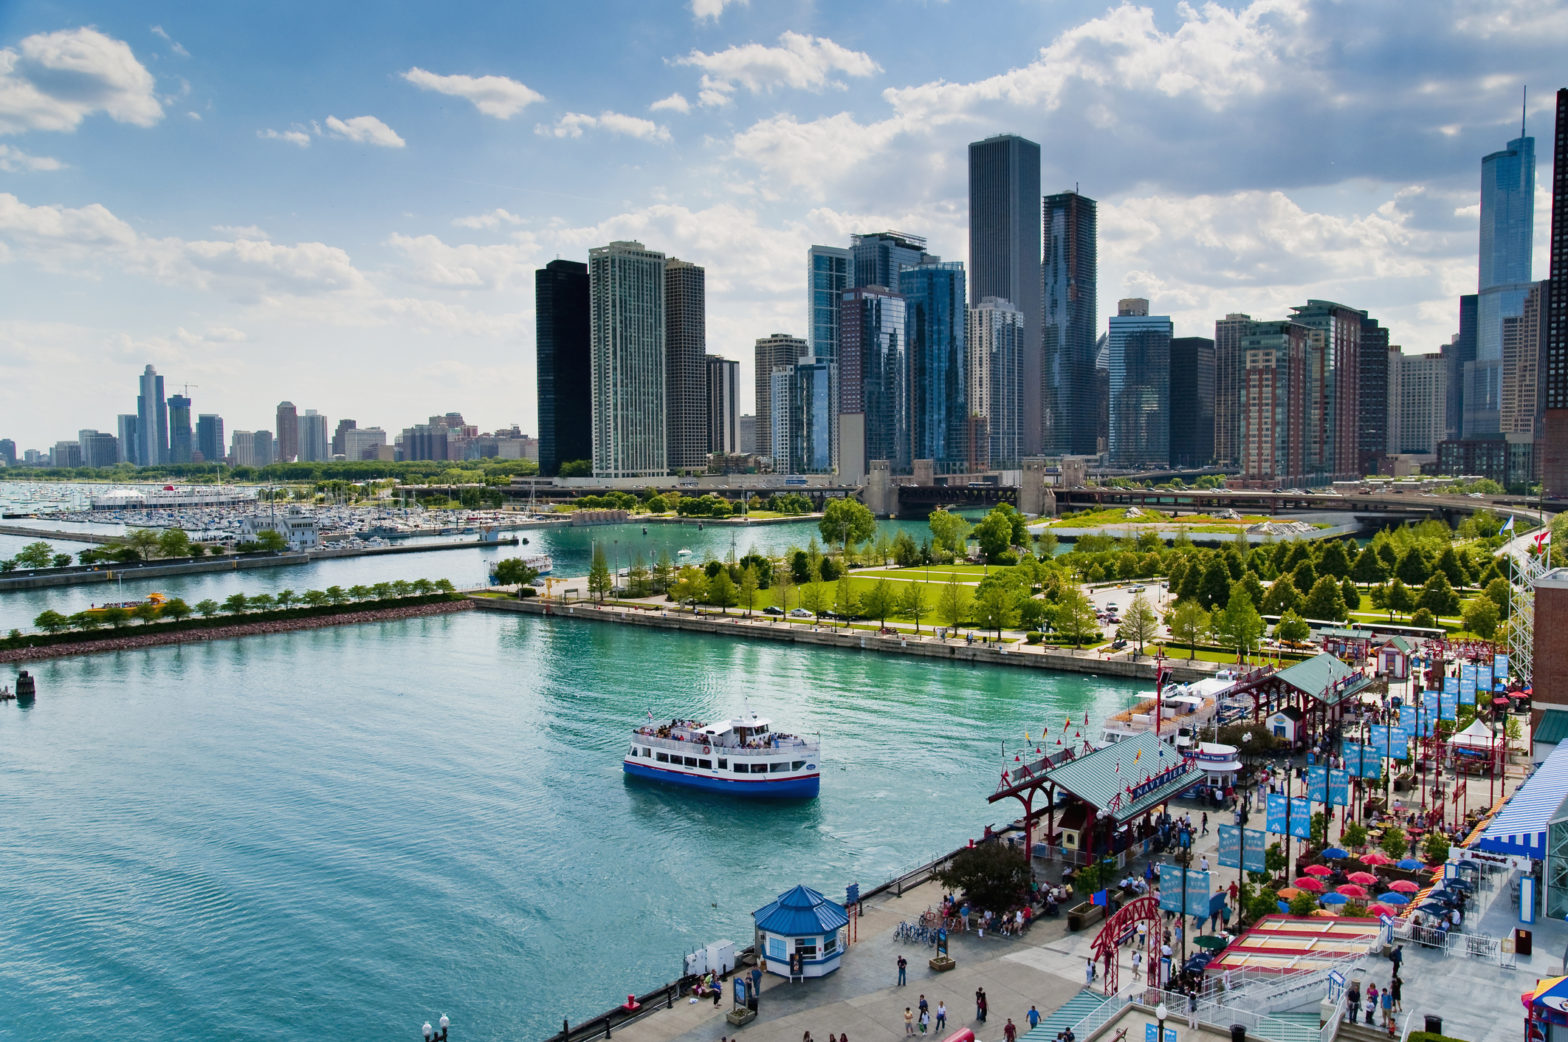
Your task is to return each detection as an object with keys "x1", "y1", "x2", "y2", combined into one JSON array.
[{"x1": 855, "y1": 565, "x2": 990, "y2": 582}]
